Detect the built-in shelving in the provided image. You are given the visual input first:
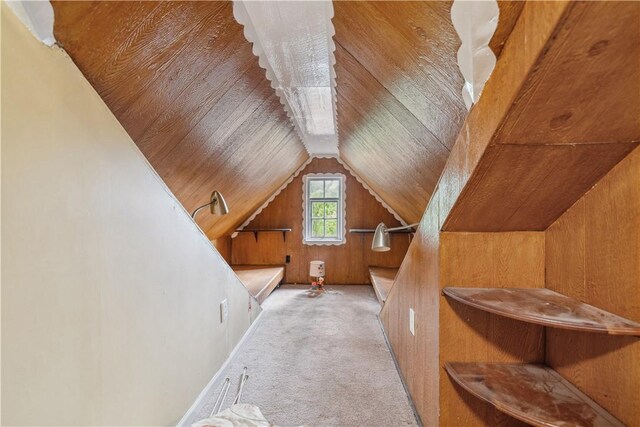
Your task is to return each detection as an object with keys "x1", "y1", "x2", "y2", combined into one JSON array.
[
  {"x1": 349, "y1": 228, "x2": 413, "y2": 234},
  {"x1": 443, "y1": 287, "x2": 640, "y2": 335},
  {"x1": 445, "y1": 362, "x2": 624, "y2": 427},
  {"x1": 234, "y1": 228, "x2": 292, "y2": 242},
  {"x1": 368, "y1": 267, "x2": 398, "y2": 304}
]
